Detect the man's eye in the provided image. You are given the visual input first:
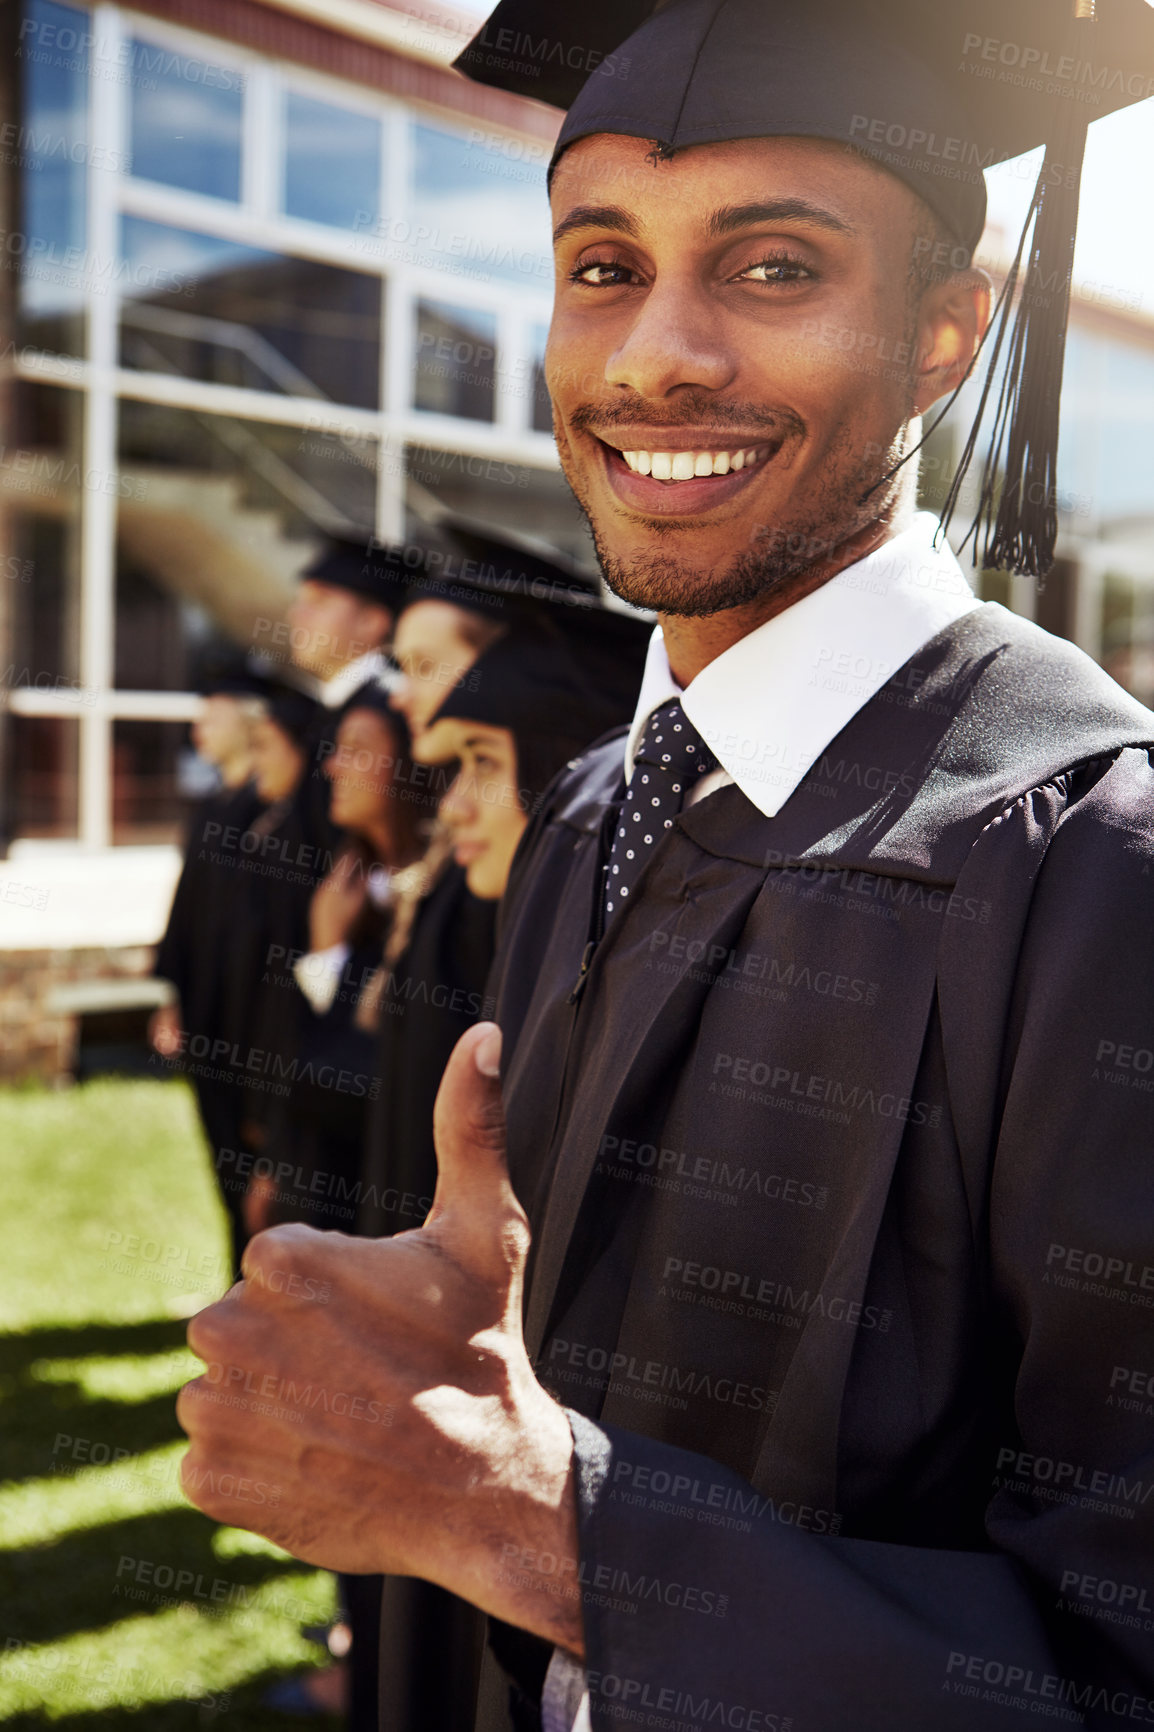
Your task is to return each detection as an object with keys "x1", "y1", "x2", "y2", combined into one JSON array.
[
  {"x1": 738, "y1": 255, "x2": 814, "y2": 285},
  {"x1": 567, "y1": 260, "x2": 639, "y2": 287}
]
